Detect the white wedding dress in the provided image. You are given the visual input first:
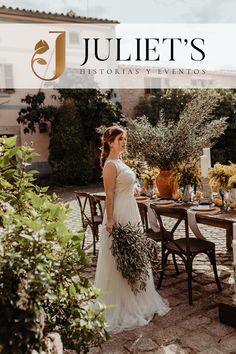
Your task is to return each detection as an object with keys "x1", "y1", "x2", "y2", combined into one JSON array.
[{"x1": 94, "y1": 159, "x2": 170, "y2": 333}]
